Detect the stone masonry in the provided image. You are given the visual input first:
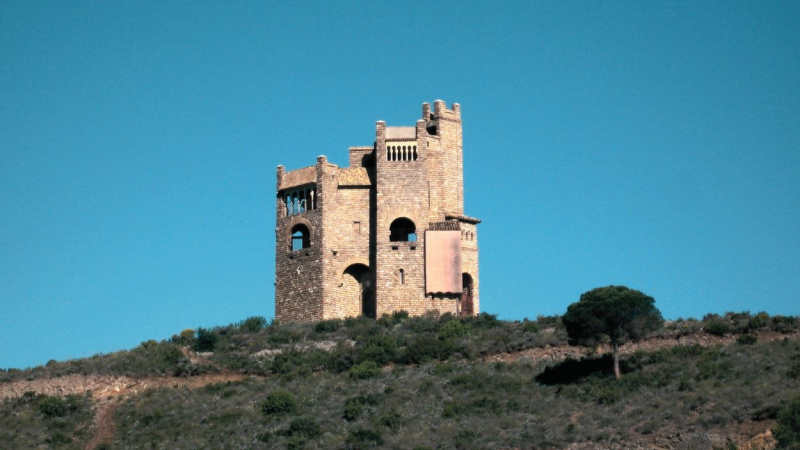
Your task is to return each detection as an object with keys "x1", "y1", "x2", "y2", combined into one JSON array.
[{"x1": 275, "y1": 100, "x2": 480, "y2": 322}]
